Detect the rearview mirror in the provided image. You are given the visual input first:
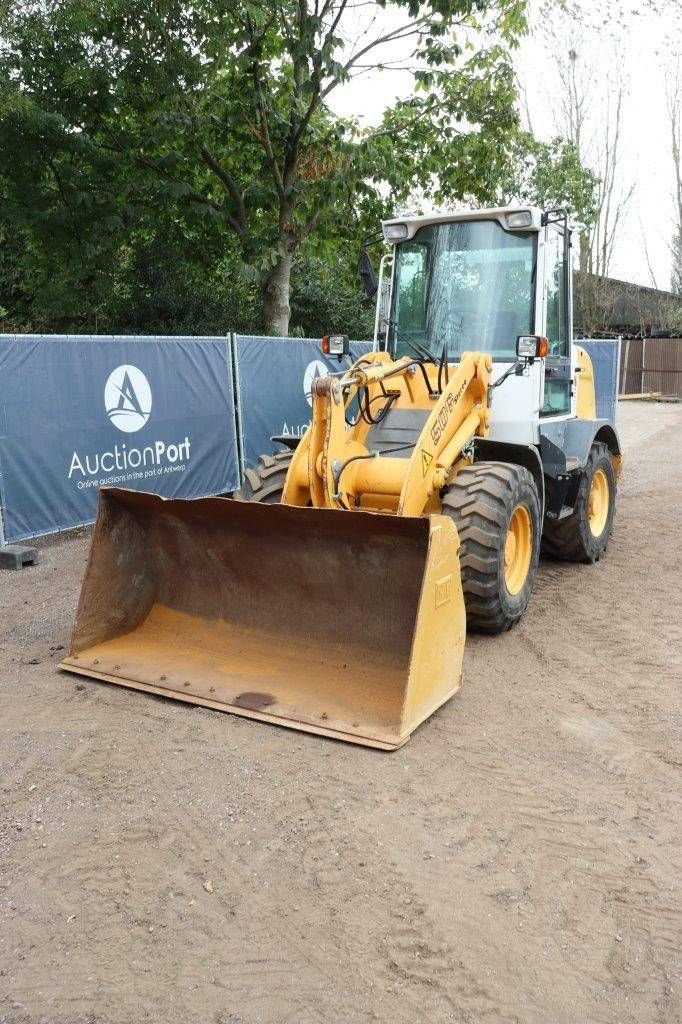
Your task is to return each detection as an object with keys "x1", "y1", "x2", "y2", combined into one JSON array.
[{"x1": 358, "y1": 250, "x2": 378, "y2": 299}]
